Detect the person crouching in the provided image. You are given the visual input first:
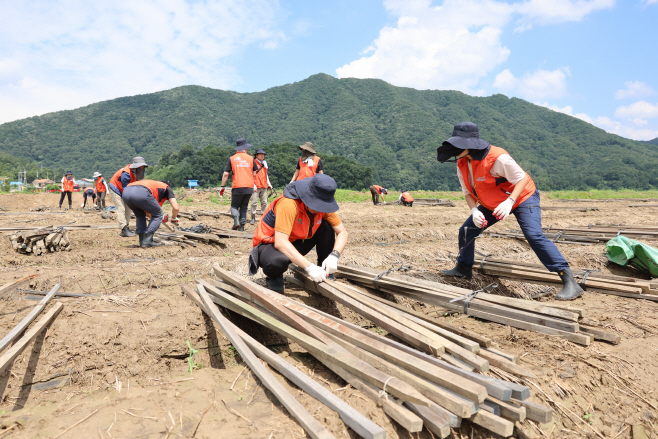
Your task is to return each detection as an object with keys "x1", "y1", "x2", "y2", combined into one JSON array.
[
  {"x1": 399, "y1": 188, "x2": 414, "y2": 207},
  {"x1": 122, "y1": 180, "x2": 180, "y2": 248}
]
